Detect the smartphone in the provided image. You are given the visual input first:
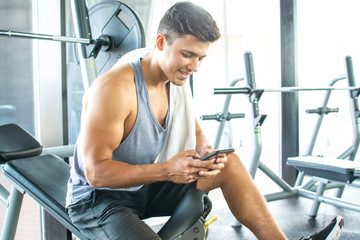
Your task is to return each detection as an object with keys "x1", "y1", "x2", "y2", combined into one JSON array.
[{"x1": 200, "y1": 148, "x2": 235, "y2": 160}]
